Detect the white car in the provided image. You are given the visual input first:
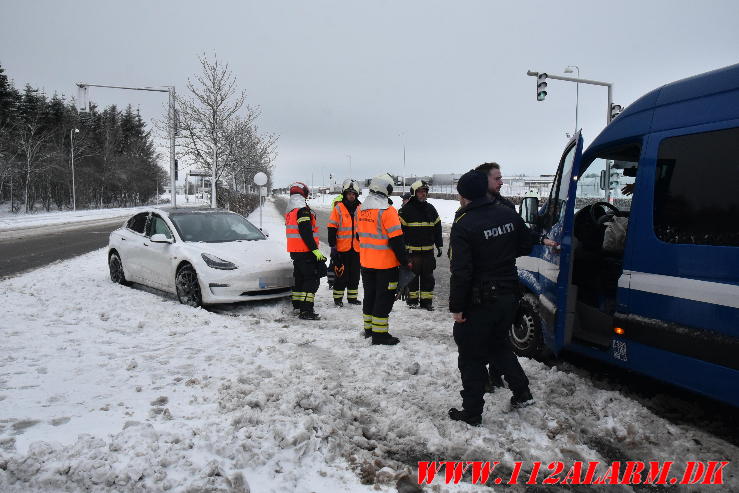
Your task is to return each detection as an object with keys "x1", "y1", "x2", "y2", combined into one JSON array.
[{"x1": 107, "y1": 208, "x2": 293, "y2": 307}]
